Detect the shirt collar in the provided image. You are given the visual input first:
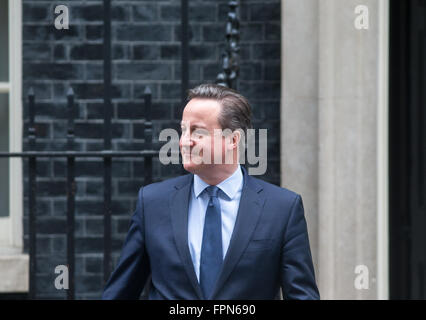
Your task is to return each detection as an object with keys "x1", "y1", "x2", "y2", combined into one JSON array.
[{"x1": 193, "y1": 165, "x2": 243, "y2": 200}]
